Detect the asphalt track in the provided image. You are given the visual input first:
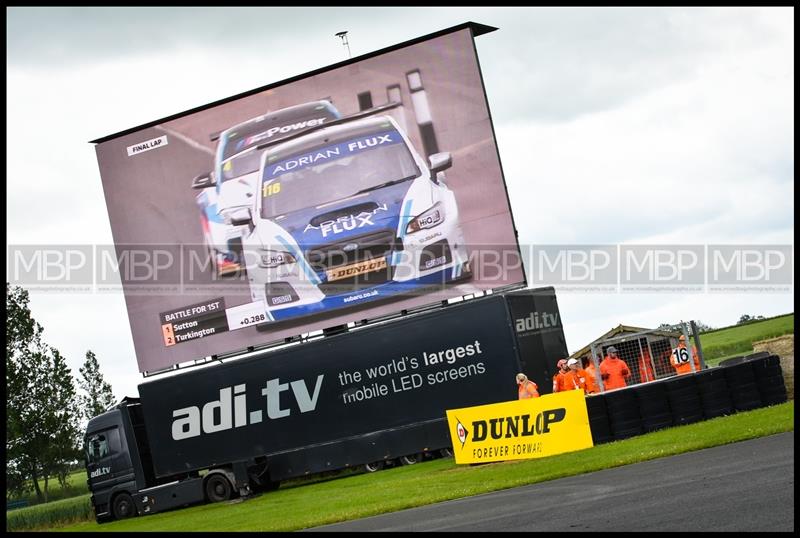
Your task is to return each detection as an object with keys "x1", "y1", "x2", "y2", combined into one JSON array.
[{"x1": 310, "y1": 432, "x2": 794, "y2": 532}]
